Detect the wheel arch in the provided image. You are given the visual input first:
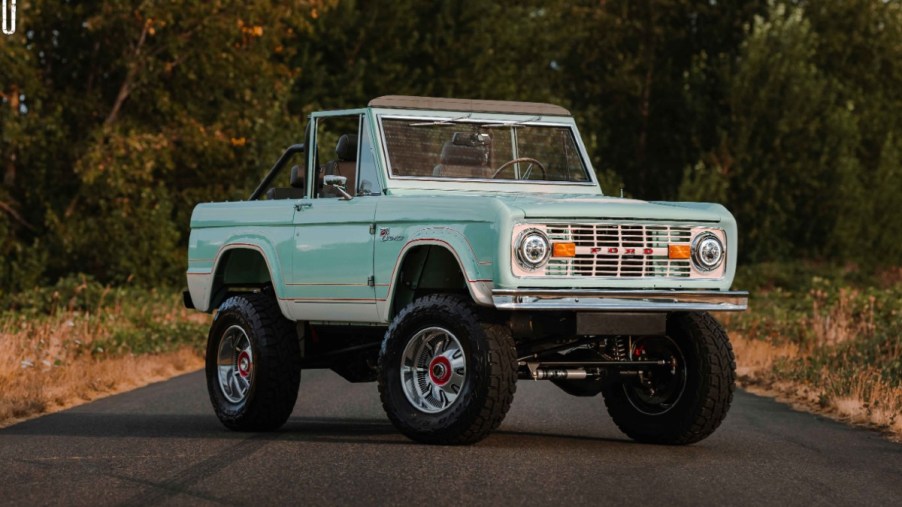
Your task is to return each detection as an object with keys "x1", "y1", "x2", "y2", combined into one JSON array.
[
  {"x1": 384, "y1": 238, "x2": 493, "y2": 321},
  {"x1": 189, "y1": 241, "x2": 289, "y2": 317}
]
